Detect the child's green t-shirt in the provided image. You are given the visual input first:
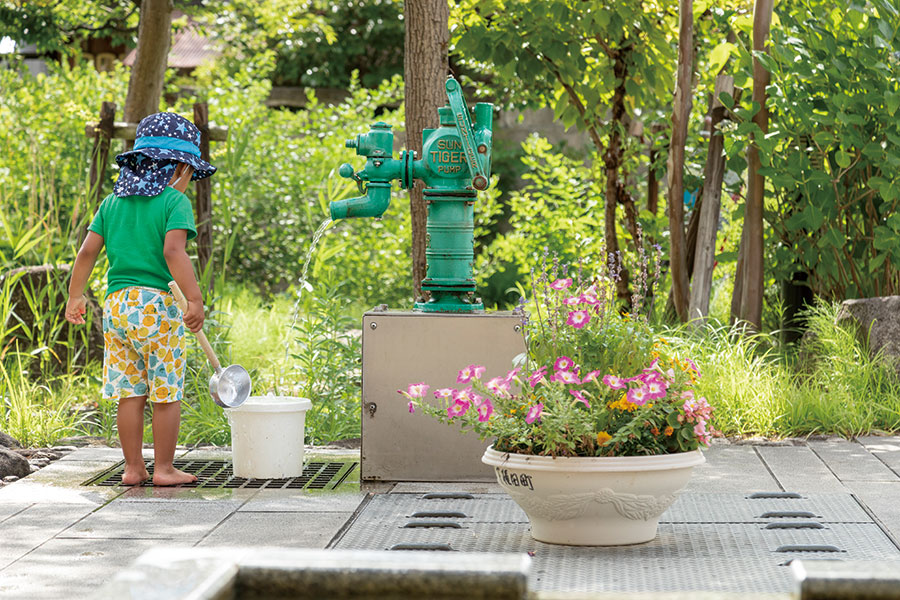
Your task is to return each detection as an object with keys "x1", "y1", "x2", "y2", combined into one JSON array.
[{"x1": 88, "y1": 187, "x2": 197, "y2": 297}]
